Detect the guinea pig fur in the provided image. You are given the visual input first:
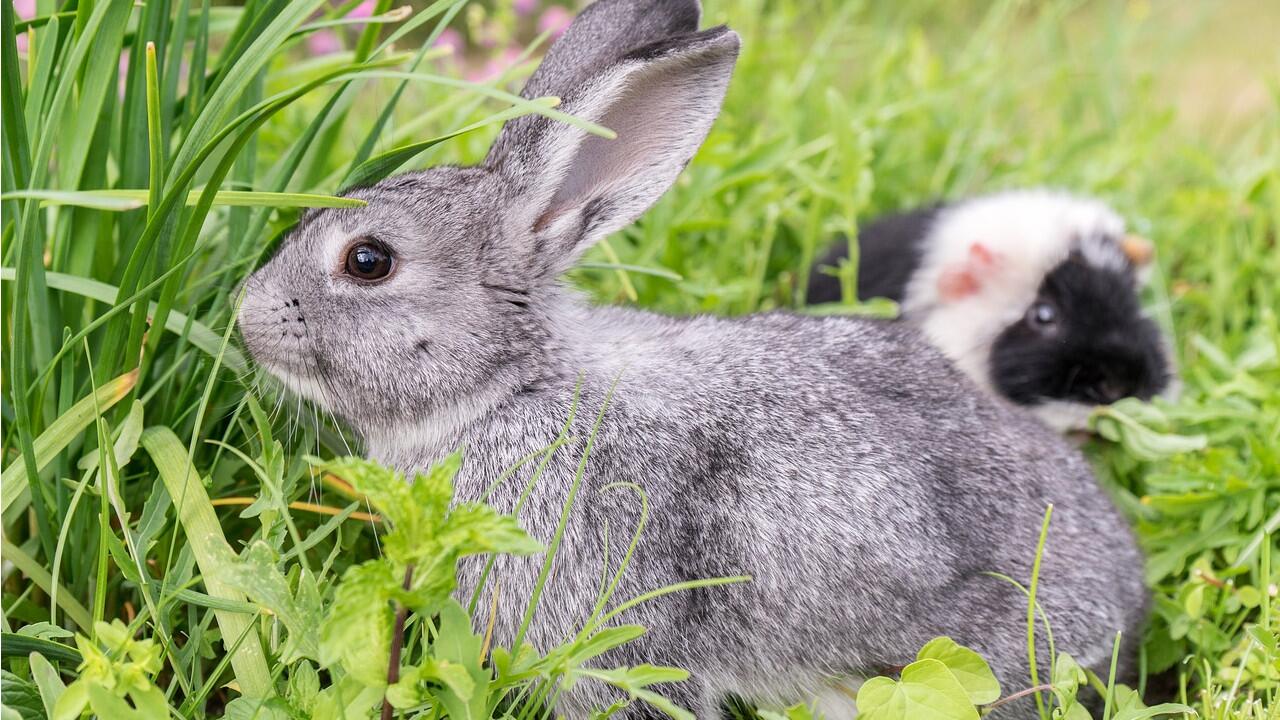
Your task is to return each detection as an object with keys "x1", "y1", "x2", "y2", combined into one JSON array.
[{"x1": 807, "y1": 189, "x2": 1176, "y2": 431}]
